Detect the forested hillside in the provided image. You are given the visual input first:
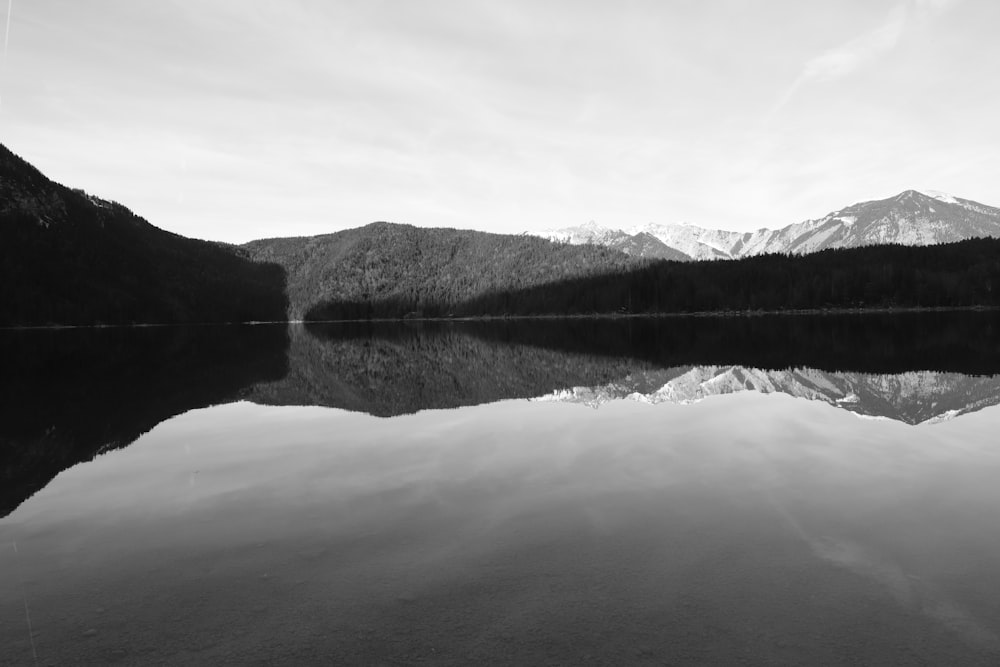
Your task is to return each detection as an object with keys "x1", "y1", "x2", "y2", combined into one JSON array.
[
  {"x1": 462, "y1": 238, "x2": 1000, "y2": 315},
  {"x1": 0, "y1": 144, "x2": 288, "y2": 326},
  {"x1": 7, "y1": 142, "x2": 1000, "y2": 326},
  {"x1": 243, "y1": 222, "x2": 641, "y2": 320},
  {"x1": 303, "y1": 237, "x2": 1000, "y2": 319}
]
